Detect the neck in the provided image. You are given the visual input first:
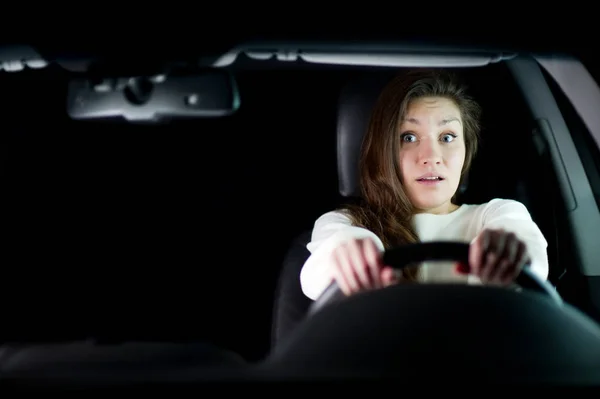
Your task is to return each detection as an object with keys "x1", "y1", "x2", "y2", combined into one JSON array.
[{"x1": 414, "y1": 202, "x2": 459, "y2": 215}]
